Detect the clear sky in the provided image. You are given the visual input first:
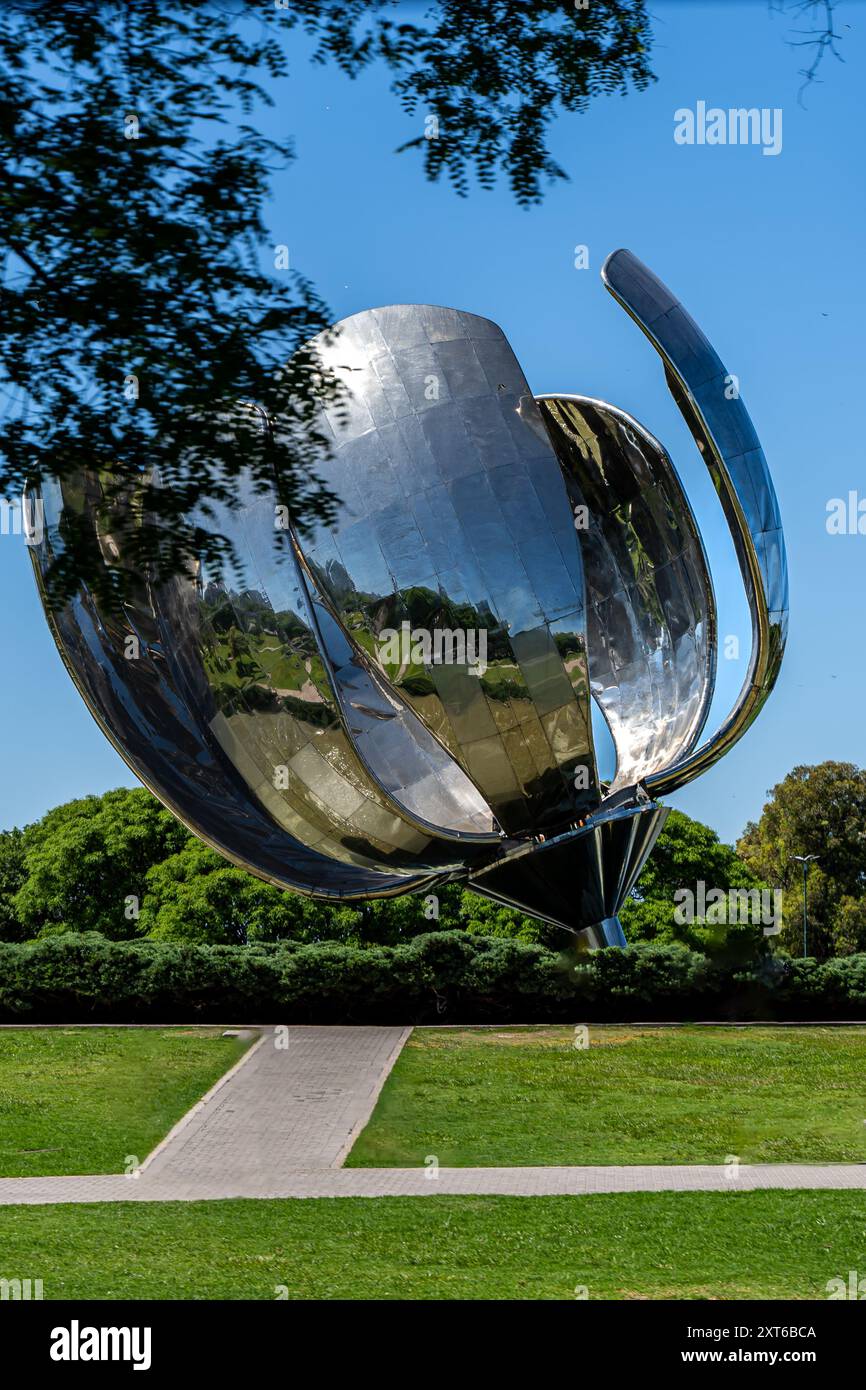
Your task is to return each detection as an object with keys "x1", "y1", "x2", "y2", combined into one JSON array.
[{"x1": 2, "y1": 0, "x2": 864, "y2": 847}]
